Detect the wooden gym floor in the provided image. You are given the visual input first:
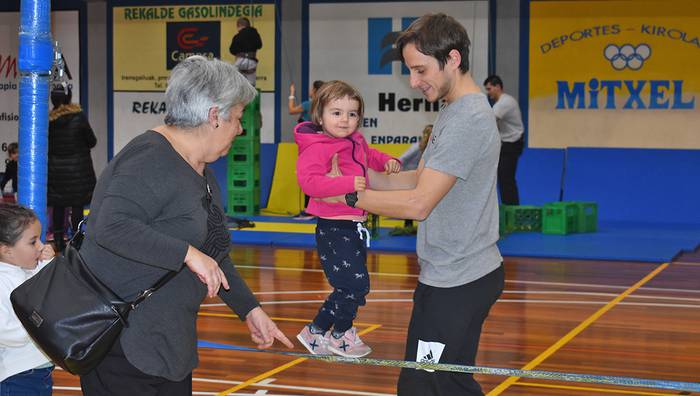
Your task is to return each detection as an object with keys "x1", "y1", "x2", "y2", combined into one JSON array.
[{"x1": 51, "y1": 245, "x2": 700, "y2": 395}]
